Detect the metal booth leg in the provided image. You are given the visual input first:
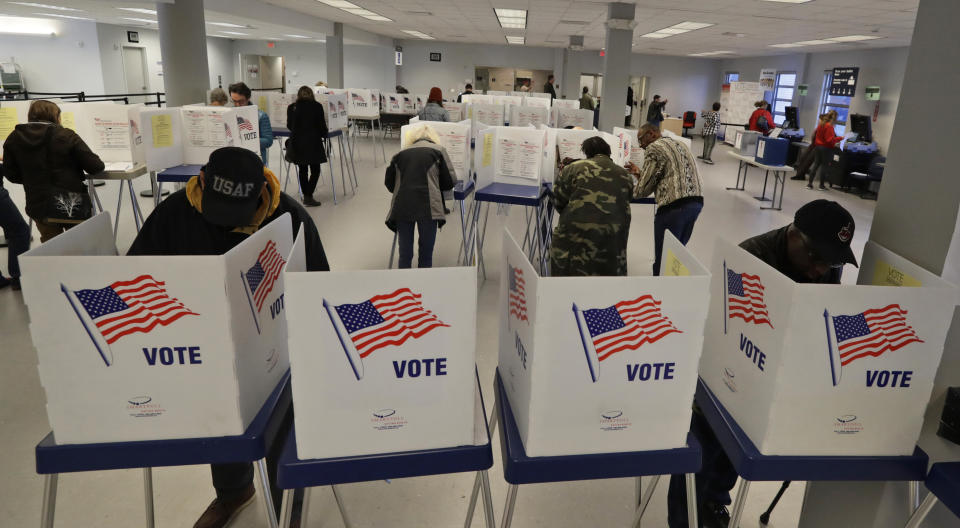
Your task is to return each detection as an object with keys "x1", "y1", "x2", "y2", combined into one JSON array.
[
  {"x1": 143, "y1": 467, "x2": 156, "y2": 528},
  {"x1": 479, "y1": 470, "x2": 496, "y2": 528},
  {"x1": 465, "y1": 472, "x2": 482, "y2": 528},
  {"x1": 909, "y1": 480, "x2": 920, "y2": 512},
  {"x1": 631, "y1": 474, "x2": 660, "y2": 528},
  {"x1": 500, "y1": 484, "x2": 519, "y2": 528},
  {"x1": 685, "y1": 473, "x2": 698, "y2": 528},
  {"x1": 127, "y1": 180, "x2": 144, "y2": 231},
  {"x1": 331, "y1": 485, "x2": 352, "y2": 528},
  {"x1": 300, "y1": 487, "x2": 312, "y2": 528},
  {"x1": 40, "y1": 473, "x2": 58, "y2": 528},
  {"x1": 278, "y1": 489, "x2": 295, "y2": 528},
  {"x1": 256, "y1": 458, "x2": 280, "y2": 528},
  {"x1": 904, "y1": 492, "x2": 939, "y2": 528},
  {"x1": 727, "y1": 479, "x2": 751, "y2": 528},
  {"x1": 113, "y1": 180, "x2": 124, "y2": 241}
]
